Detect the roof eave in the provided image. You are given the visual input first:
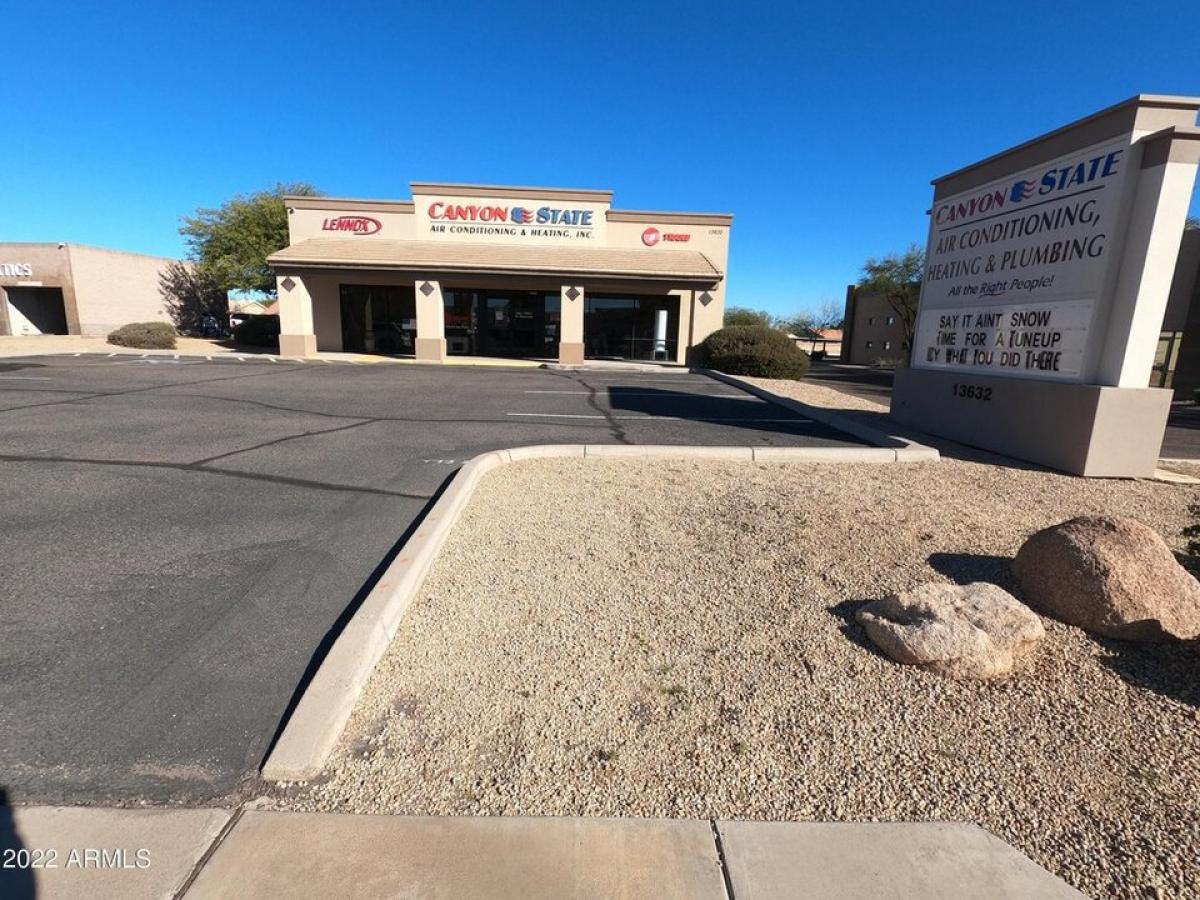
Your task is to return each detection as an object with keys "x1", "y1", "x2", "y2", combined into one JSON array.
[{"x1": 268, "y1": 256, "x2": 720, "y2": 285}]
